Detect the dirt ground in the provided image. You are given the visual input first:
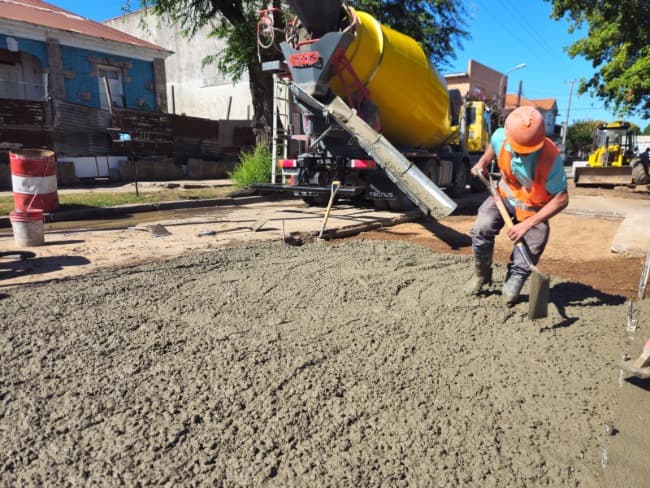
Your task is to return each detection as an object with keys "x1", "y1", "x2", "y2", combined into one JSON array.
[
  {"x1": 353, "y1": 213, "x2": 642, "y2": 299},
  {"x1": 0, "y1": 188, "x2": 646, "y2": 299},
  {"x1": 357, "y1": 182, "x2": 649, "y2": 299},
  {"x1": 0, "y1": 183, "x2": 649, "y2": 486}
]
